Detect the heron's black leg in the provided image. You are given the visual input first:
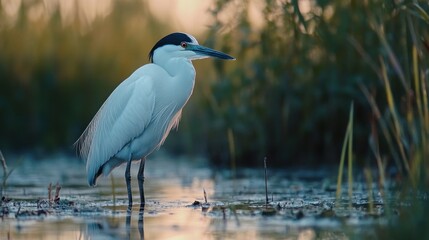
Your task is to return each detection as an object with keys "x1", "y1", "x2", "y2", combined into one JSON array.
[
  {"x1": 125, "y1": 160, "x2": 132, "y2": 211},
  {"x1": 138, "y1": 158, "x2": 146, "y2": 210}
]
